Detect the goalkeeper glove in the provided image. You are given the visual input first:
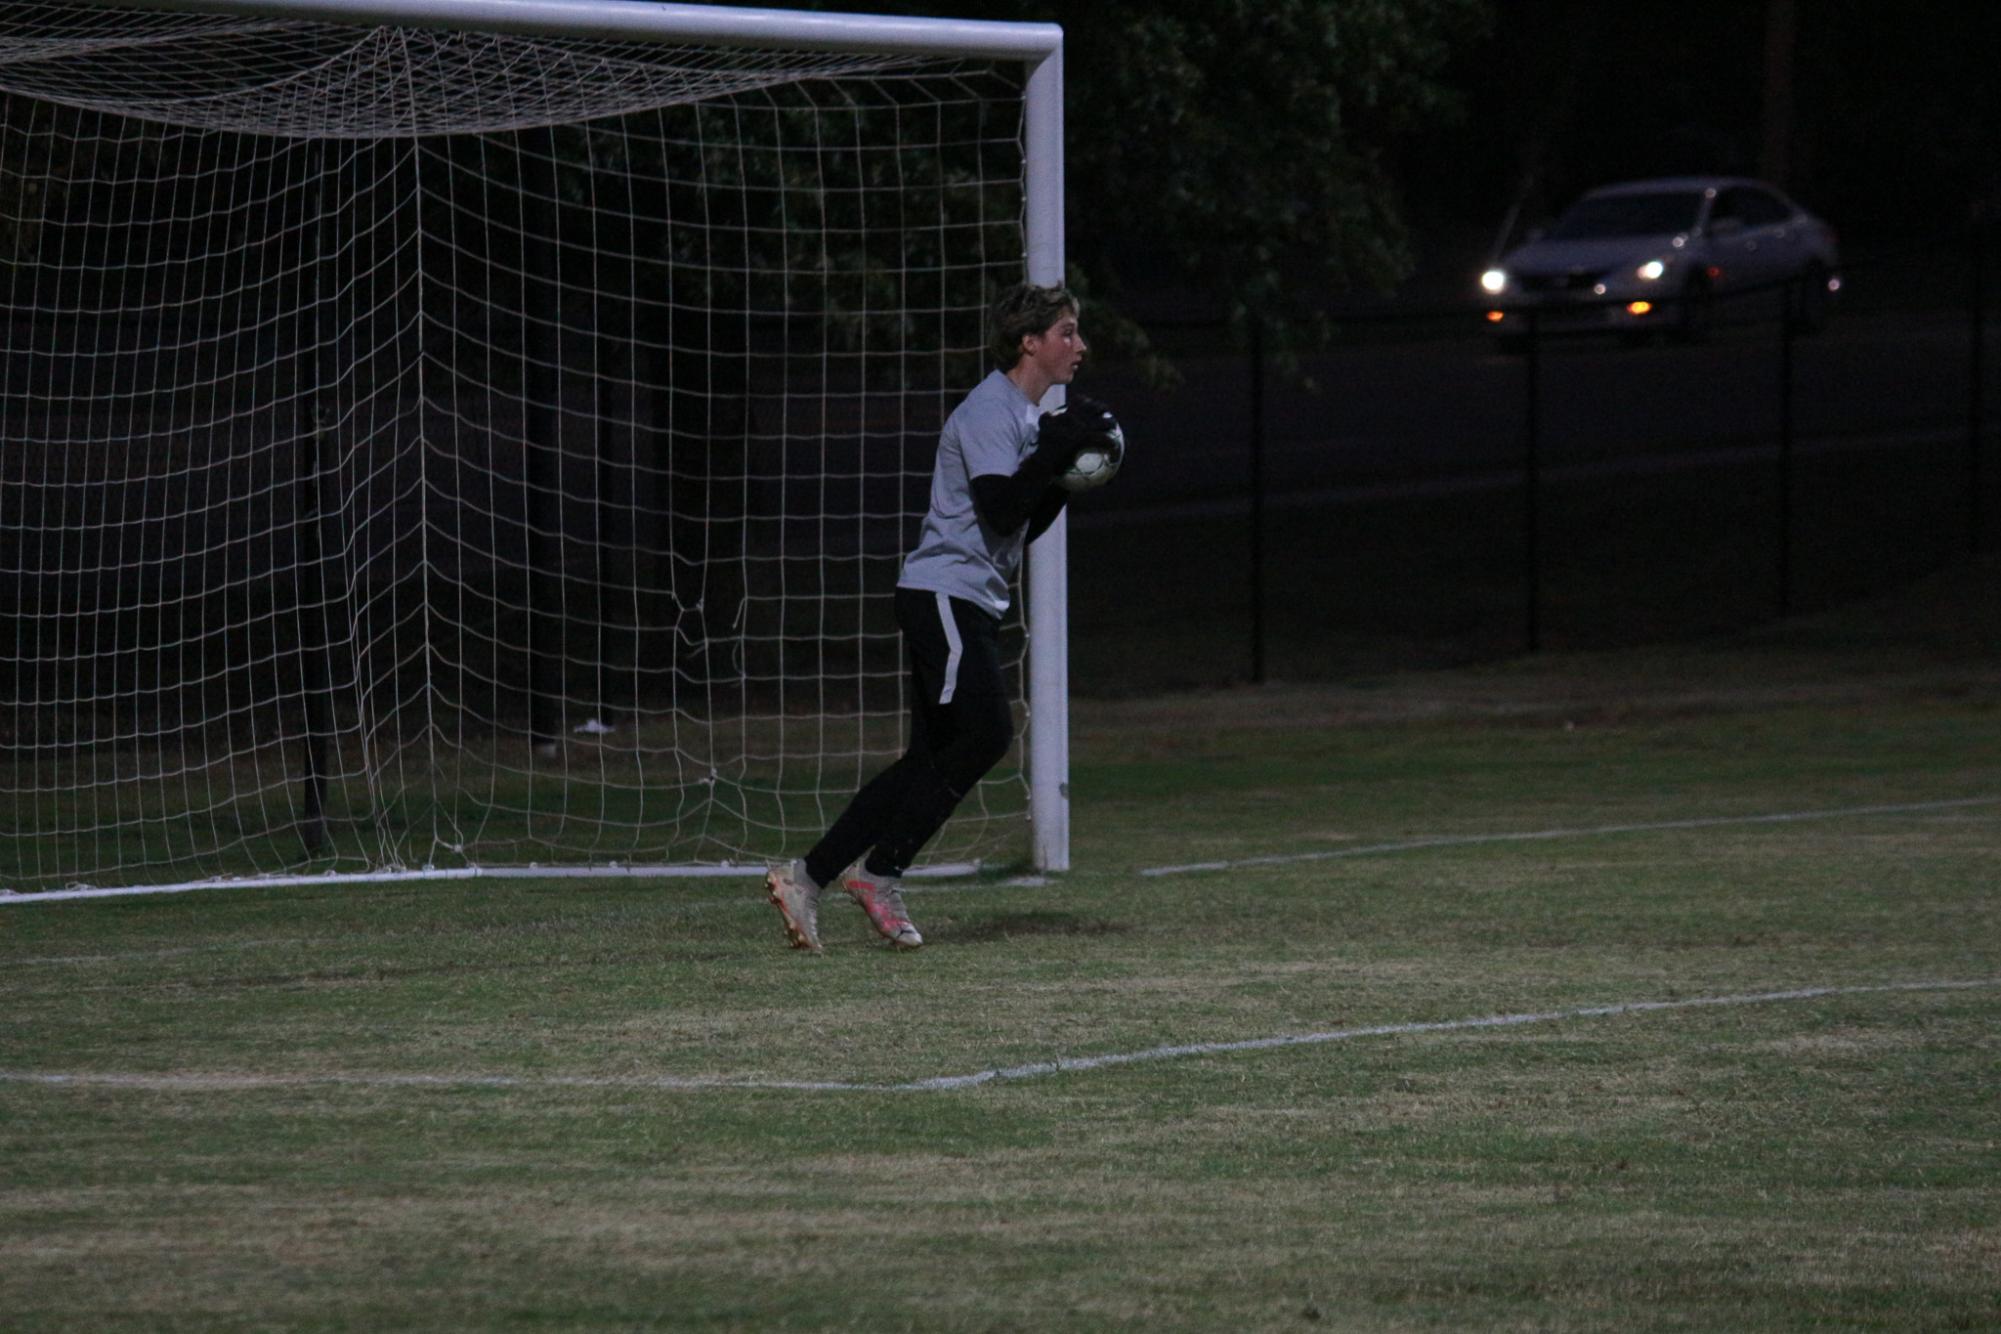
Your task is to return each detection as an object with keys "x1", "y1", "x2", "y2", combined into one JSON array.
[{"x1": 1036, "y1": 393, "x2": 1121, "y2": 467}]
